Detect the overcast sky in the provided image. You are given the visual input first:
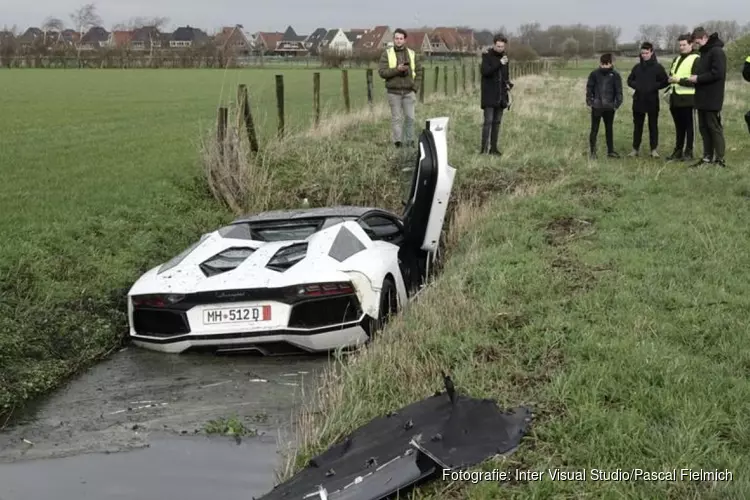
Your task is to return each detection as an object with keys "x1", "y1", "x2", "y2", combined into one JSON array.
[{"x1": 2, "y1": 0, "x2": 749, "y2": 41}]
